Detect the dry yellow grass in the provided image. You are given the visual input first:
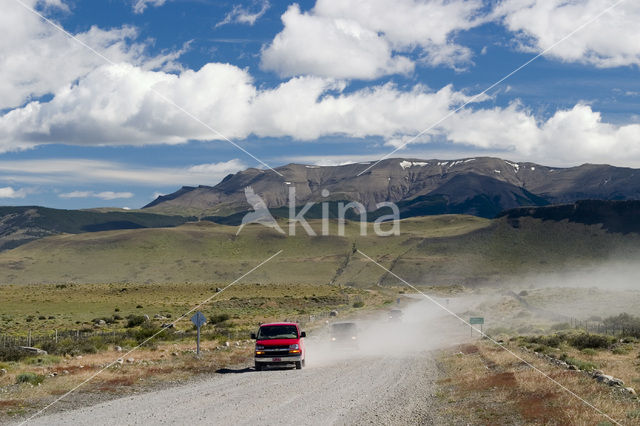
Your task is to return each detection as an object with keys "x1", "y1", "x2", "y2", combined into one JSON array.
[
  {"x1": 0, "y1": 339, "x2": 253, "y2": 419},
  {"x1": 437, "y1": 342, "x2": 640, "y2": 425}
]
